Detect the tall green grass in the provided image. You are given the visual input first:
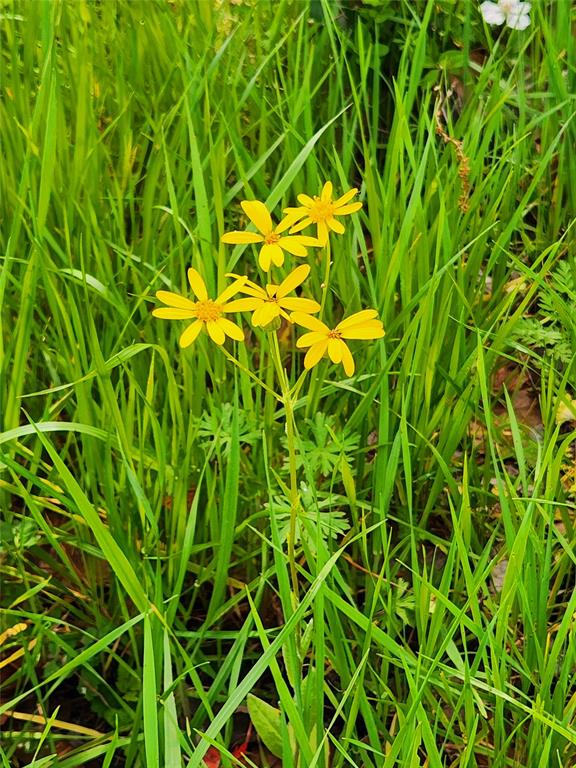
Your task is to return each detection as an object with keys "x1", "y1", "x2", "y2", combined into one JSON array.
[{"x1": 1, "y1": 1, "x2": 575, "y2": 766}]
